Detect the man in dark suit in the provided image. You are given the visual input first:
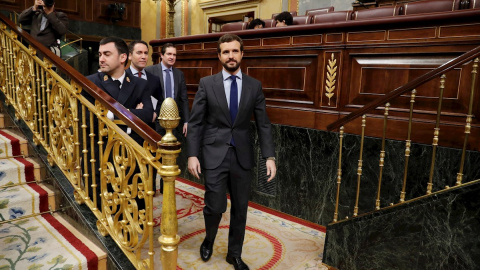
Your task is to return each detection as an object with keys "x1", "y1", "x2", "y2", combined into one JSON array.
[
  {"x1": 126, "y1": 40, "x2": 164, "y2": 193},
  {"x1": 126, "y1": 40, "x2": 164, "y2": 130},
  {"x1": 18, "y1": 0, "x2": 68, "y2": 56},
  {"x1": 83, "y1": 37, "x2": 154, "y2": 210},
  {"x1": 187, "y1": 34, "x2": 276, "y2": 270},
  {"x1": 144, "y1": 43, "x2": 189, "y2": 137},
  {"x1": 85, "y1": 37, "x2": 153, "y2": 144}
]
